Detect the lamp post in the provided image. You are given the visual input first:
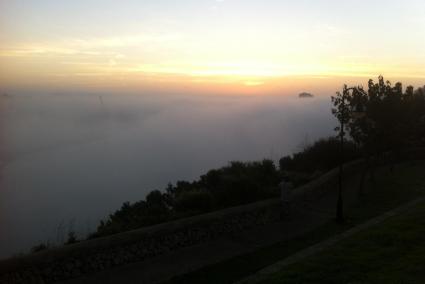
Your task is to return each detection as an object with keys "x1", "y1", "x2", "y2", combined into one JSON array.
[
  {"x1": 336, "y1": 93, "x2": 345, "y2": 224},
  {"x1": 332, "y1": 85, "x2": 356, "y2": 224}
]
